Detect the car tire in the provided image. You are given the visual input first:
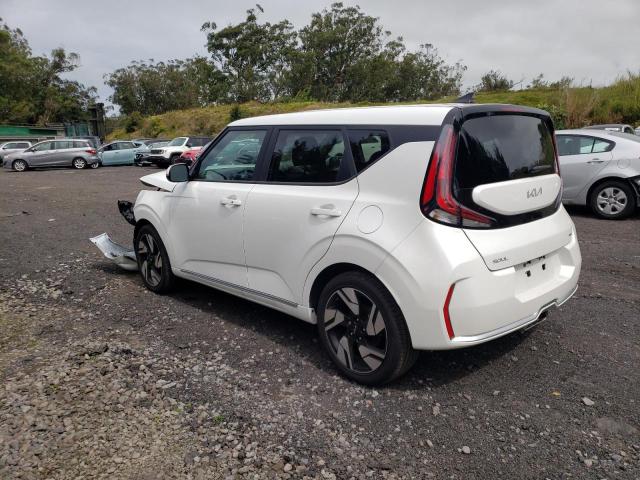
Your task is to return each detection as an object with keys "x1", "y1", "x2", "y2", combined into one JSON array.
[
  {"x1": 72, "y1": 157, "x2": 87, "y2": 169},
  {"x1": 589, "y1": 180, "x2": 636, "y2": 219},
  {"x1": 134, "y1": 224, "x2": 175, "y2": 294},
  {"x1": 316, "y1": 271, "x2": 418, "y2": 385},
  {"x1": 12, "y1": 159, "x2": 28, "y2": 172},
  {"x1": 90, "y1": 161, "x2": 100, "y2": 169},
  {"x1": 169, "y1": 154, "x2": 181, "y2": 166}
]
